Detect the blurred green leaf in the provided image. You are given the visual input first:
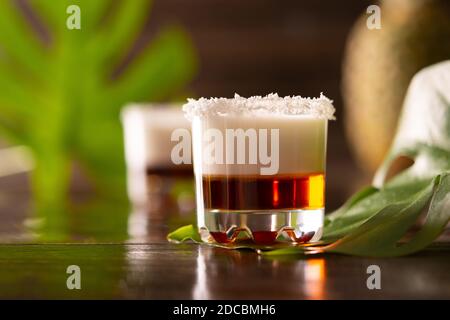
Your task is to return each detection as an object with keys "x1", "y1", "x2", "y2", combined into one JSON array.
[
  {"x1": 0, "y1": 0, "x2": 197, "y2": 213},
  {"x1": 0, "y1": 1, "x2": 48, "y2": 78}
]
